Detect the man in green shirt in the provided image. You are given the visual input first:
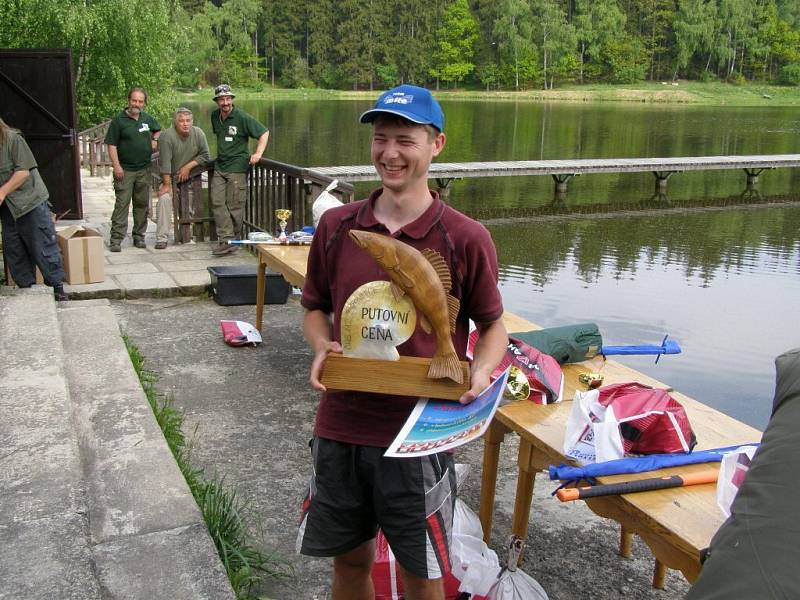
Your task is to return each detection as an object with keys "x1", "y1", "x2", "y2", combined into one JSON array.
[
  {"x1": 0, "y1": 118, "x2": 67, "y2": 300},
  {"x1": 156, "y1": 108, "x2": 210, "y2": 249},
  {"x1": 104, "y1": 87, "x2": 161, "y2": 252},
  {"x1": 209, "y1": 84, "x2": 269, "y2": 255}
]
